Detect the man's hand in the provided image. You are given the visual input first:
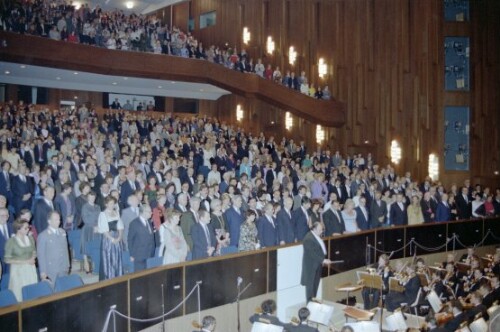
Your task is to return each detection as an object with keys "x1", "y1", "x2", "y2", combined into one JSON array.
[
  {"x1": 207, "y1": 246, "x2": 215, "y2": 256},
  {"x1": 322, "y1": 259, "x2": 332, "y2": 265},
  {"x1": 130, "y1": 256, "x2": 135, "y2": 262},
  {"x1": 40, "y1": 272, "x2": 48, "y2": 279}
]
